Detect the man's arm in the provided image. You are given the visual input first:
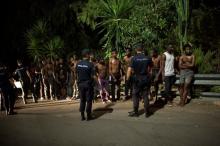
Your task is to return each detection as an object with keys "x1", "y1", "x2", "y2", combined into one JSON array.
[
  {"x1": 160, "y1": 54, "x2": 166, "y2": 80},
  {"x1": 127, "y1": 57, "x2": 134, "y2": 81},
  {"x1": 91, "y1": 64, "x2": 97, "y2": 83},
  {"x1": 178, "y1": 56, "x2": 186, "y2": 69},
  {"x1": 179, "y1": 55, "x2": 195, "y2": 69},
  {"x1": 155, "y1": 55, "x2": 162, "y2": 81},
  {"x1": 26, "y1": 69, "x2": 32, "y2": 83},
  {"x1": 108, "y1": 58, "x2": 112, "y2": 75},
  {"x1": 188, "y1": 55, "x2": 195, "y2": 68},
  {"x1": 119, "y1": 60, "x2": 123, "y2": 77},
  {"x1": 148, "y1": 58, "x2": 153, "y2": 75},
  {"x1": 126, "y1": 67, "x2": 132, "y2": 81}
]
